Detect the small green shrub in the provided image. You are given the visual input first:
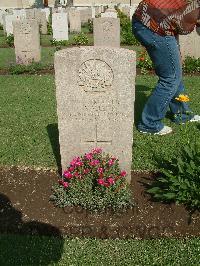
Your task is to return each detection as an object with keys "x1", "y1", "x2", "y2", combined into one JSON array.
[
  {"x1": 6, "y1": 34, "x2": 14, "y2": 47},
  {"x1": 50, "y1": 148, "x2": 134, "y2": 212},
  {"x1": 183, "y1": 56, "x2": 200, "y2": 74},
  {"x1": 137, "y1": 50, "x2": 154, "y2": 74},
  {"x1": 147, "y1": 141, "x2": 200, "y2": 210},
  {"x1": 117, "y1": 8, "x2": 140, "y2": 46},
  {"x1": 87, "y1": 19, "x2": 93, "y2": 33},
  {"x1": 50, "y1": 39, "x2": 69, "y2": 47},
  {"x1": 0, "y1": 24, "x2": 3, "y2": 30},
  {"x1": 47, "y1": 12, "x2": 53, "y2": 35},
  {"x1": 73, "y1": 32, "x2": 89, "y2": 45},
  {"x1": 9, "y1": 62, "x2": 53, "y2": 75}
]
